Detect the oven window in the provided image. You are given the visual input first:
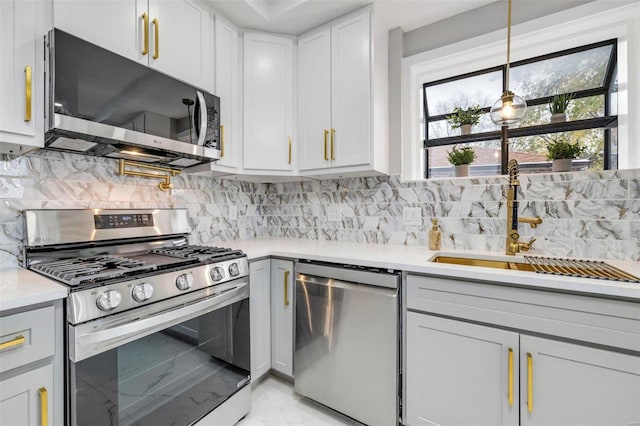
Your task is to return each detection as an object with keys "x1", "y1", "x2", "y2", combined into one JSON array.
[{"x1": 69, "y1": 299, "x2": 250, "y2": 426}]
